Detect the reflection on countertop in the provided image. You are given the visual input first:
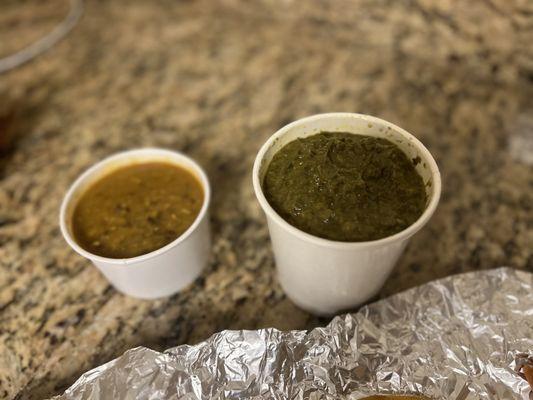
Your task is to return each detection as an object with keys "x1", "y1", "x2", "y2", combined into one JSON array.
[{"x1": 0, "y1": 0, "x2": 531, "y2": 399}]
